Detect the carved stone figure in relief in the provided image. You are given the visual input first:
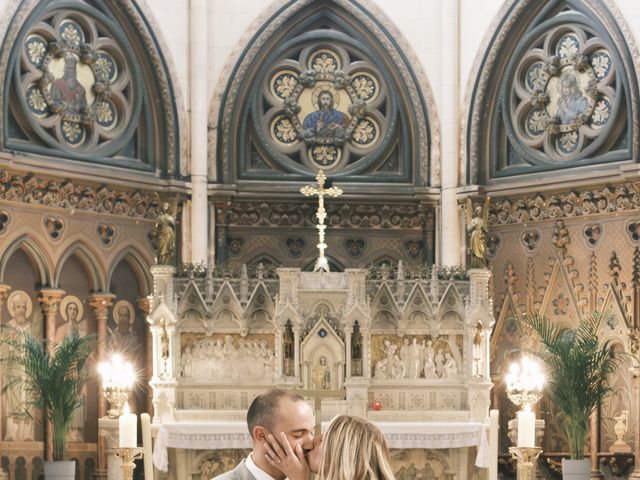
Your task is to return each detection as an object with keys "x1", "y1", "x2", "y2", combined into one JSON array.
[
  {"x1": 181, "y1": 346, "x2": 193, "y2": 378},
  {"x1": 434, "y1": 349, "x2": 445, "y2": 378},
  {"x1": 4, "y1": 291, "x2": 36, "y2": 442},
  {"x1": 386, "y1": 344, "x2": 405, "y2": 379},
  {"x1": 407, "y1": 338, "x2": 422, "y2": 378},
  {"x1": 399, "y1": 338, "x2": 410, "y2": 377},
  {"x1": 442, "y1": 352, "x2": 458, "y2": 379}
]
